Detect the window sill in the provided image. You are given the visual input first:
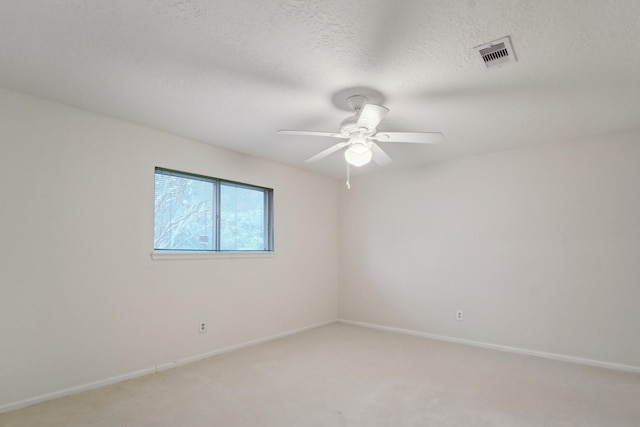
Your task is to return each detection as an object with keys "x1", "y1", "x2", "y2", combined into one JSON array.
[{"x1": 151, "y1": 251, "x2": 276, "y2": 261}]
